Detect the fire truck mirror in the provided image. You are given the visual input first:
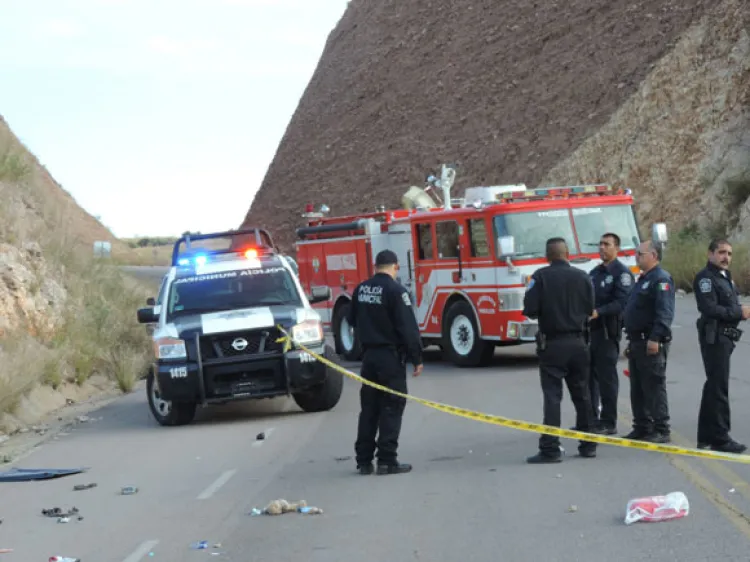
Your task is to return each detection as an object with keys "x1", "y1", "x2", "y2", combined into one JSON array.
[
  {"x1": 497, "y1": 235, "x2": 516, "y2": 258},
  {"x1": 308, "y1": 286, "x2": 332, "y2": 304},
  {"x1": 651, "y1": 223, "x2": 668, "y2": 245}
]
